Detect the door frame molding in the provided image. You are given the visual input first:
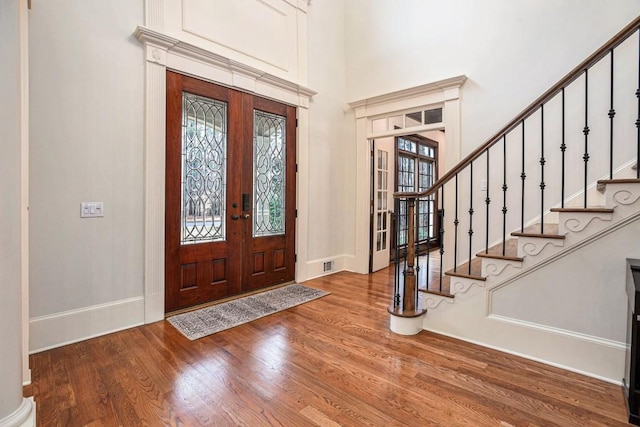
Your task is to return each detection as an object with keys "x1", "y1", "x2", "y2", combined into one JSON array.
[
  {"x1": 135, "y1": 25, "x2": 315, "y2": 323},
  {"x1": 349, "y1": 76, "x2": 467, "y2": 275}
]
